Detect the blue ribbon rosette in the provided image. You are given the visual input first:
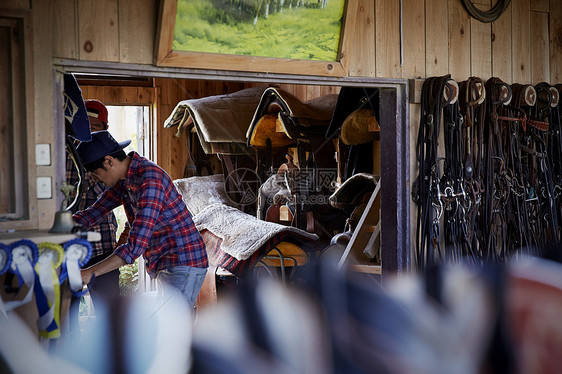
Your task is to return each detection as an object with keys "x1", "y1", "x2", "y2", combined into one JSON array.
[
  {"x1": 35, "y1": 242, "x2": 65, "y2": 338},
  {"x1": 4, "y1": 239, "x2": 39, "y2": 312},
  {"x1": 61, "y1": 238, "x2": 92, "y2": 297}
]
